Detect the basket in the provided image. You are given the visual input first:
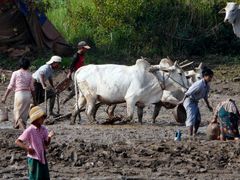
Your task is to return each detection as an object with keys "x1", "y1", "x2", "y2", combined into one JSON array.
[
  {"x1": 0, "y1": 107, "x2": 8, "y2": 122},
  {"x1": 206, "y1": 122, "x2": 220, "y2": 140},
  {"x1": 173, "y1": 103, "x2": 186, "y2": 123}
]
